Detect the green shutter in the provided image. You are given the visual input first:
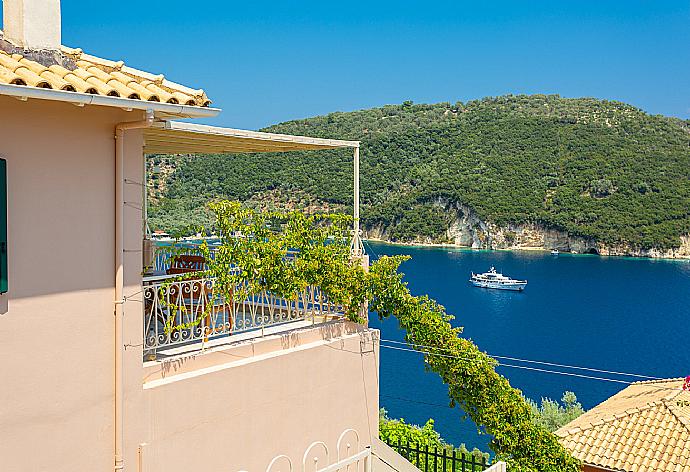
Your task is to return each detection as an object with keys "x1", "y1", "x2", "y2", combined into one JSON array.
[{"x1": 0, "y1": 159, "x2": 6, "y2": 293}]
